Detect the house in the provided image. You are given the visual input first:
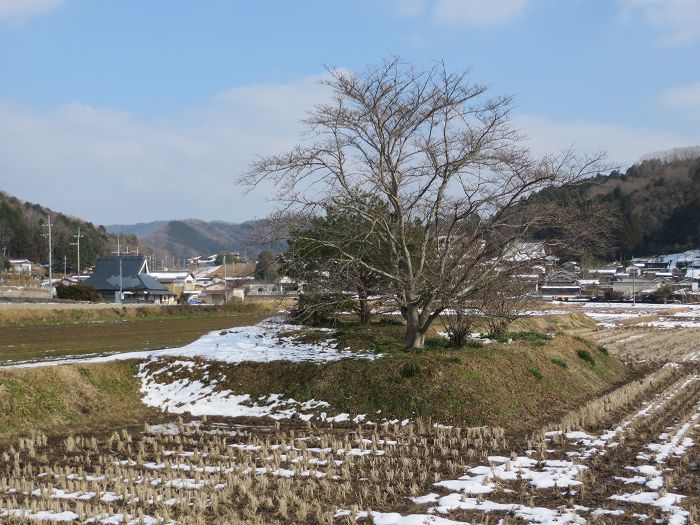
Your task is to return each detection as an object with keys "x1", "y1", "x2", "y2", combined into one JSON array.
[
  {"x1": 149, "y1": 271, "x2": 197, "y2": 300},
  {"x1": 611, "y1": 278, "x2": 659, "y2": 299},
  {"x1": 242, "y1": 278, "x2": 299, "y2": 296},
  {"x1": 8, "y1": 259, "x2": 32, "y2": 273},
  {"x1": 199, "y1": 280, "x2": 244, "y2": 305},
  {"x1": 84, "y1": 255, "x2": 174, "y2": 304},
  {"x1": 540, "y1": 270, "x2": 582, "y2": 300},
  {"x1": 503, "y1": 241, "x2": 552, "y2": 262}
]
